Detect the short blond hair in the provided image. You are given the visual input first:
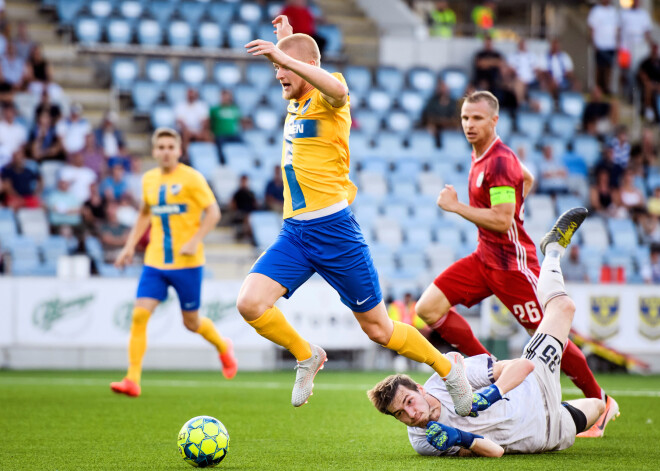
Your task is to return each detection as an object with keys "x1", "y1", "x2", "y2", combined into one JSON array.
[
  {"x1": 464, "y1": 90, "x2": 499, "y2": 116},
  {"x1": 367, "y1": 374, "x2": 419, "y2": 415},
  {"x1": 277, "y1": 33, "x2": 321, "y2": 64},
  {"x1": 152, "y1": 127, "x2": 182, "y2": 147}
]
